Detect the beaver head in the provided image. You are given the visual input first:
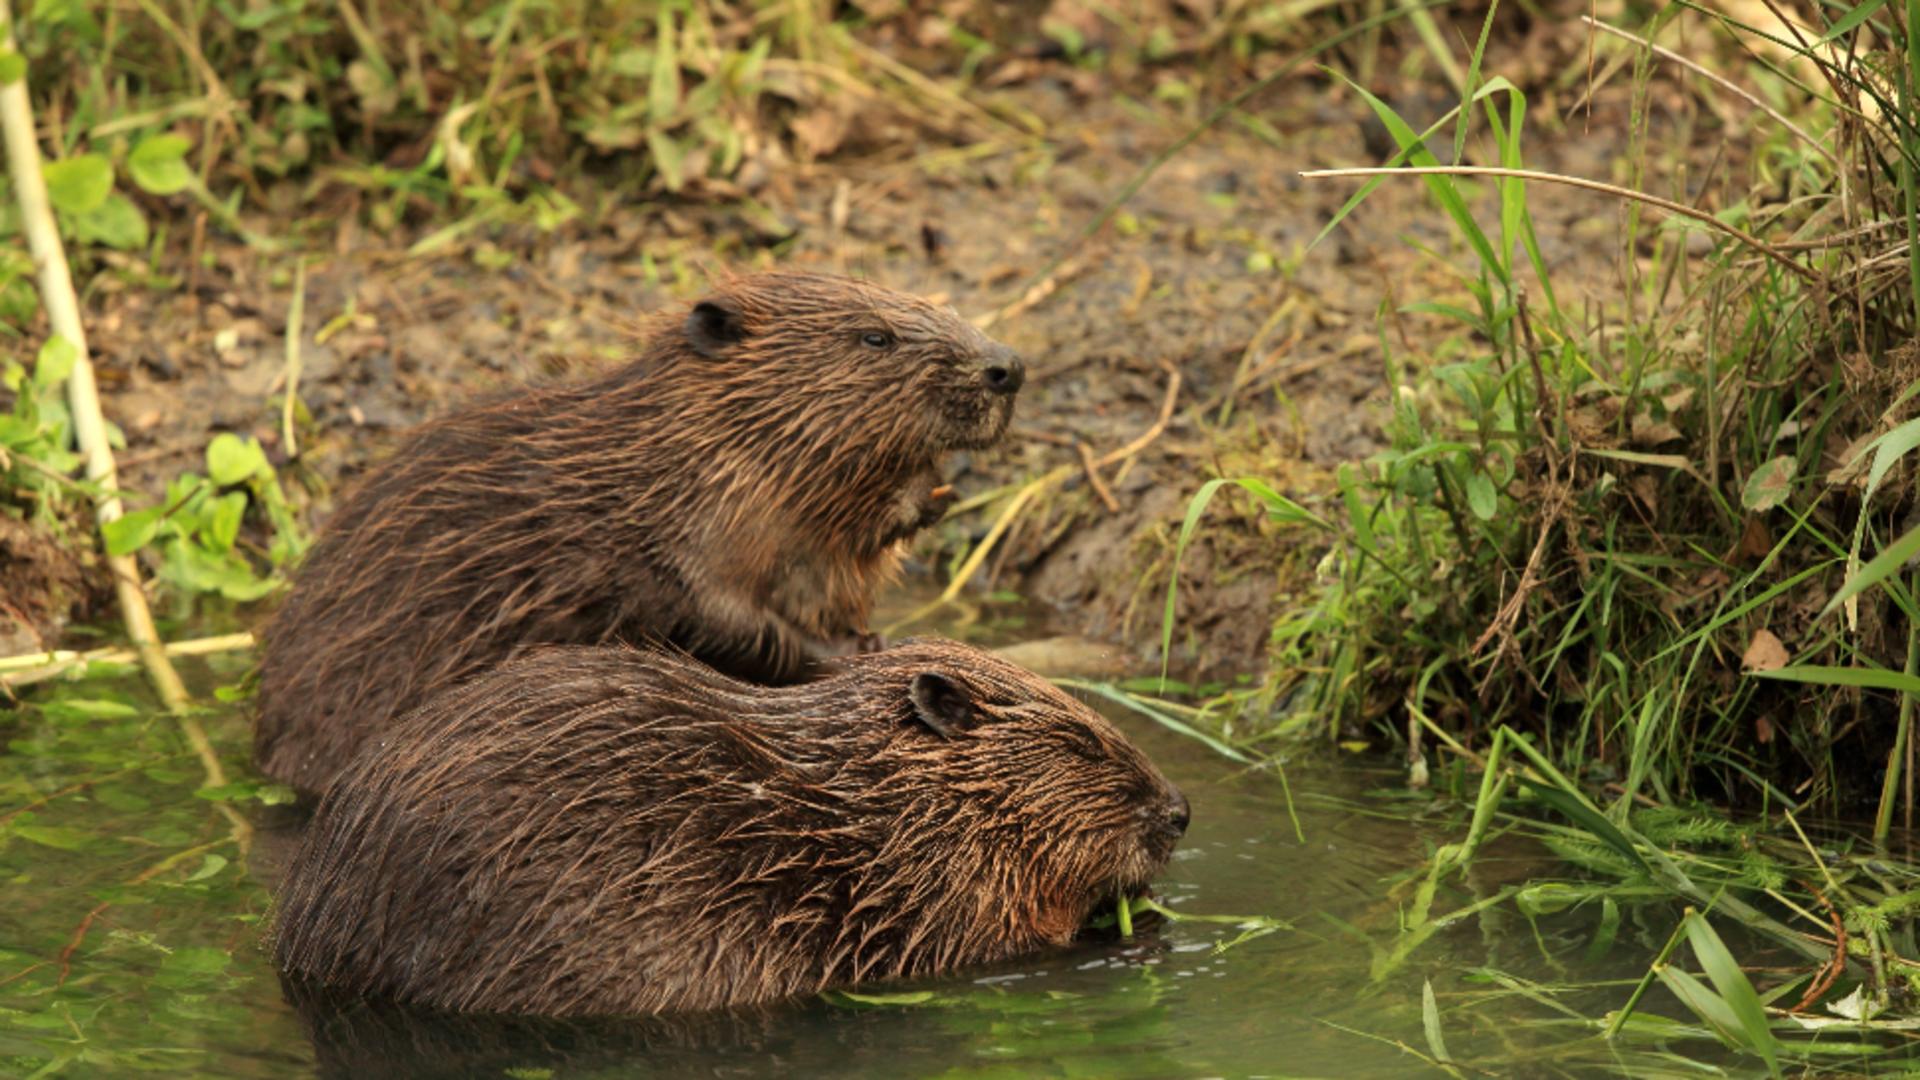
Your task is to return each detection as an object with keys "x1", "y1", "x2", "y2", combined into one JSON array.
[
  {"x1": 675, "y1": 272, "x2": 1024, "y2": 456},
  {"x1": 271, "y1": 639, "x2": 1187, "y2": 1017},
  {"x1": 254, "y1": 272, "x2": 1024, "y2": 795}
]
